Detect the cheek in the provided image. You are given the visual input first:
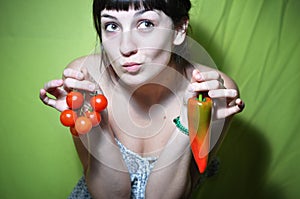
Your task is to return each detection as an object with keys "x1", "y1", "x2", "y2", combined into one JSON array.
[
  {"x1": 152, "y1": 50, "x2": 172, "y2": 66},
  {"x1": 137, "y1": 32, "x2": 174, "y2": 64},
  {"x1": 103, "y1": 44, "x2": 115, "y2": 60},
  {"x1": 102, "y1": 39, "x2": 121, "y2": 63},
  {"x1": 136, "y1": 30, "x2": 174, "y2": 51},
  {"x1": 142, "y1": 47, "x2": 172, "y2": 66}
]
